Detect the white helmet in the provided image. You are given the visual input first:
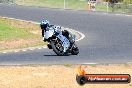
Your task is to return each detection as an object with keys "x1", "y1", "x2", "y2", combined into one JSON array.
[
  {"x1": 40, "y1": 20, "x2": 49, "y2": 29},
  {"x1": 41, "y1": 20, "x2": 49, "y2": 25}
]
